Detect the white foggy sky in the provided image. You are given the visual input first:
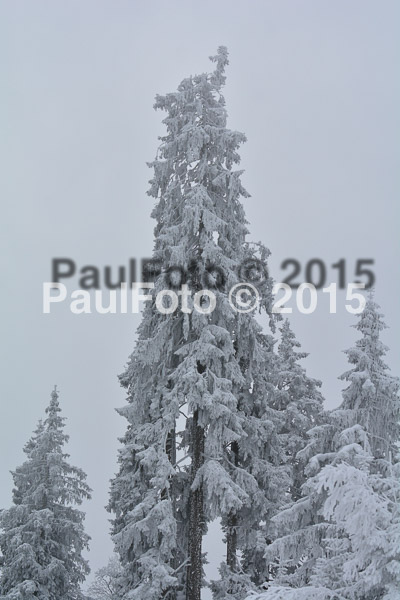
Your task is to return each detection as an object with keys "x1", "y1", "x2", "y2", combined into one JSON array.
[{"x1": 1, "y1": 1, "x2": 399, "y2": 595}]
